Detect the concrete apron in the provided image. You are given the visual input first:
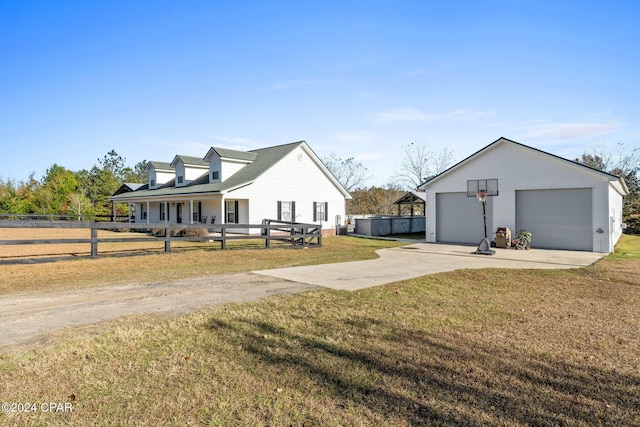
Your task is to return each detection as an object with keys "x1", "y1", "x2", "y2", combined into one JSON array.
[{"x1": 254, "y1": 243, "x2": 606, "y2": 291}]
